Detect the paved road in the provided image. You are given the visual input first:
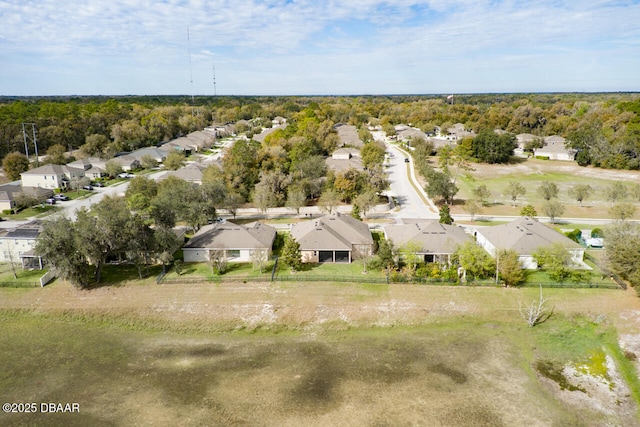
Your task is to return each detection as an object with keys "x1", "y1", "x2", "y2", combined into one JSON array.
[{"x1": 371, "y1": 131, "x2": 438, "y2": 221}]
